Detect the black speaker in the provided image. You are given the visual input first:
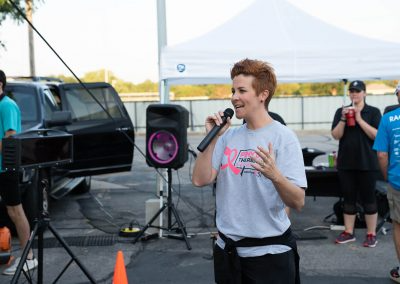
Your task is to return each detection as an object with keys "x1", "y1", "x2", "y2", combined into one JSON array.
[
  {"x1": 146, "y1": 104, "x2": 189, "y2": 169},
  {"x1": 2, "y1": 130, "x2": 73, "y2": 171}
]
